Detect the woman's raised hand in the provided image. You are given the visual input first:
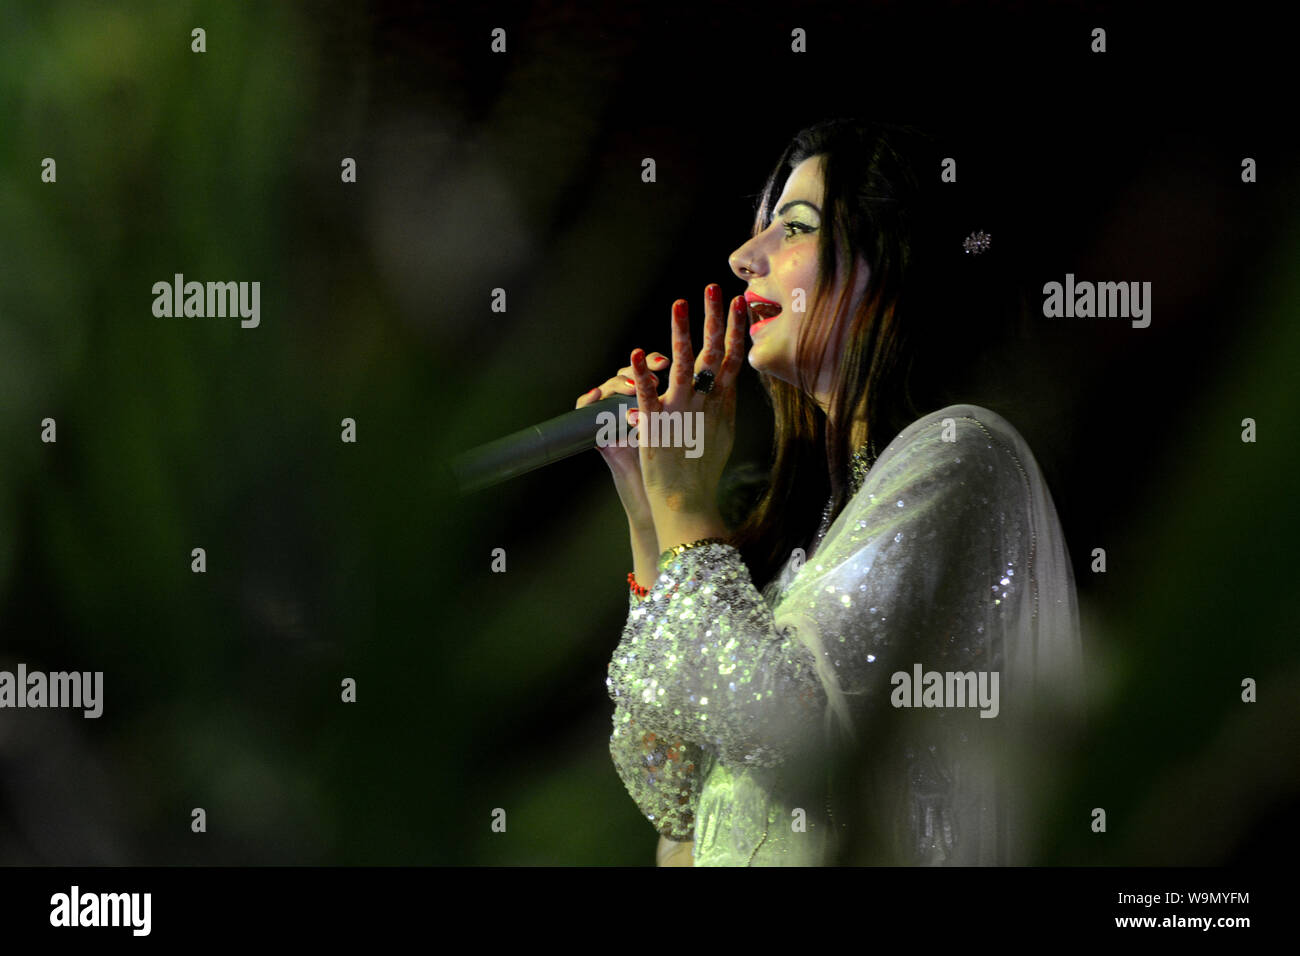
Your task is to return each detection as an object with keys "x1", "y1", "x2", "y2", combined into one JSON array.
[
  {"x1": 629, "y1": 284, "x2": 747, "y2": 546},
  {"x1": 576, "y1": 352, "x2": 671, "y2": 532}
]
